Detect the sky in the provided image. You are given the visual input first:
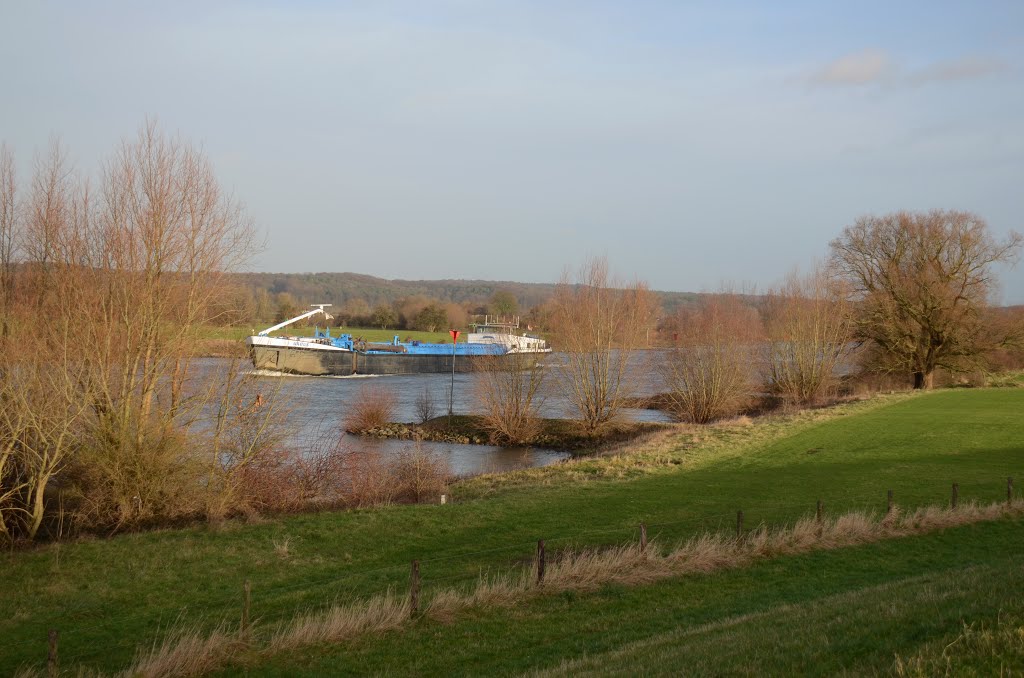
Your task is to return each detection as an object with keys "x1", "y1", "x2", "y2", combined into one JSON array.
[{"x1": 1, "y1": 1, "x2": 1023, "y2": 302}]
